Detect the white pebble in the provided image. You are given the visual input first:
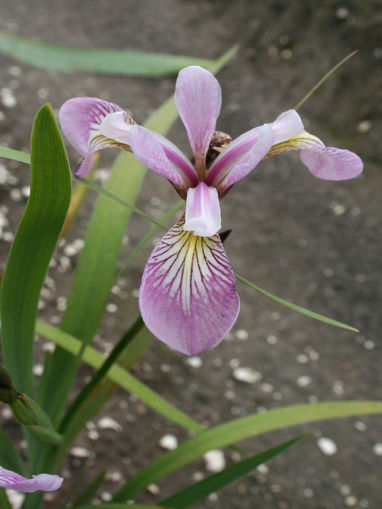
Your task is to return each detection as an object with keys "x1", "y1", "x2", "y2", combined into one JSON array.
[
  {"x1": 317, "y1": 437, "x2": 338, "y2": 455},
  {"x1": 33, "y1": 364, "x2": 43, "y2": 376},
  {"x1": 1, "y1": 87, "x2": 17, "y2": 108},
  {"x1": 357, "y1": 120, "x2": 371, "y2": 133},
  {"x1": 353, "y1": 421, "x2": 367, "y2": 432},
  {"x1": 5, "y1": 490, "x2": 24, "y2": 509},
  {"x1": 266, "y1": 334, "x2": 278, "y2": 345},
  {"x1": 98, "y1": 417, "x2": 122, "y2": 432},
  {"x1": 186, "y1": 356, "x2": 202, "y2": 368},
  {"x1": 345, "y1": 495, "x2": 358, "y2": 507},
  {"x1": 235, "y1": 329, "x2": 249, "y2": 341},
  {"x1": 233, "y1": 367, "x2": 262, "y2": 384},
  {"x1": 159, "y1": 434, "x2": 178, "y2": 450},
  {"x1": 373, "y1": 443, "x2": 382, "y2": 456},
  {"x1": 147, "y1": 483, "x2": 160, "y2": 495},
  {"x1": 70, "y1": 446, "x2": 91, "y2": 458},
  {"x1": 203, "y1": 449, "x2": 226, "y2": 472},
  {"x1": 297, "y1": 375, "x2": 311, "y2": 387},
  {"x1": 106, "y1": 303, "x2": 118, "y2": 313}
]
